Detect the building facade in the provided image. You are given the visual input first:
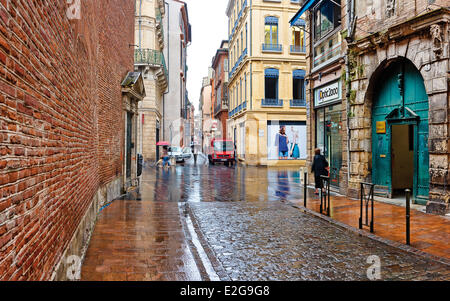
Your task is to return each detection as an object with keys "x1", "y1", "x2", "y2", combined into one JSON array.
[
  {"x1": 0, "y1": 0, "x2": 140, "y2": 280},
  {"x1": 292, "y1": 0, "x2": 449, "y2": 214},
  {"x1": 226, "y1": 0, "x2": 308, "y2": 166},
  {"x1": 200, "y1": 72, "x2": 214, "y2": 153},
  {"x1": 135, "y1": 0, "x2": 168, "y2": 163},
  {"x1": 165, "y1": 0, "x2": 191, "y2": 148},
  {"x1": 212, "y1": 41, "x2": 230, "y2": 140},
  {"x1": 291, "y1": 0, "x2": 348, "y2": 193}
]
